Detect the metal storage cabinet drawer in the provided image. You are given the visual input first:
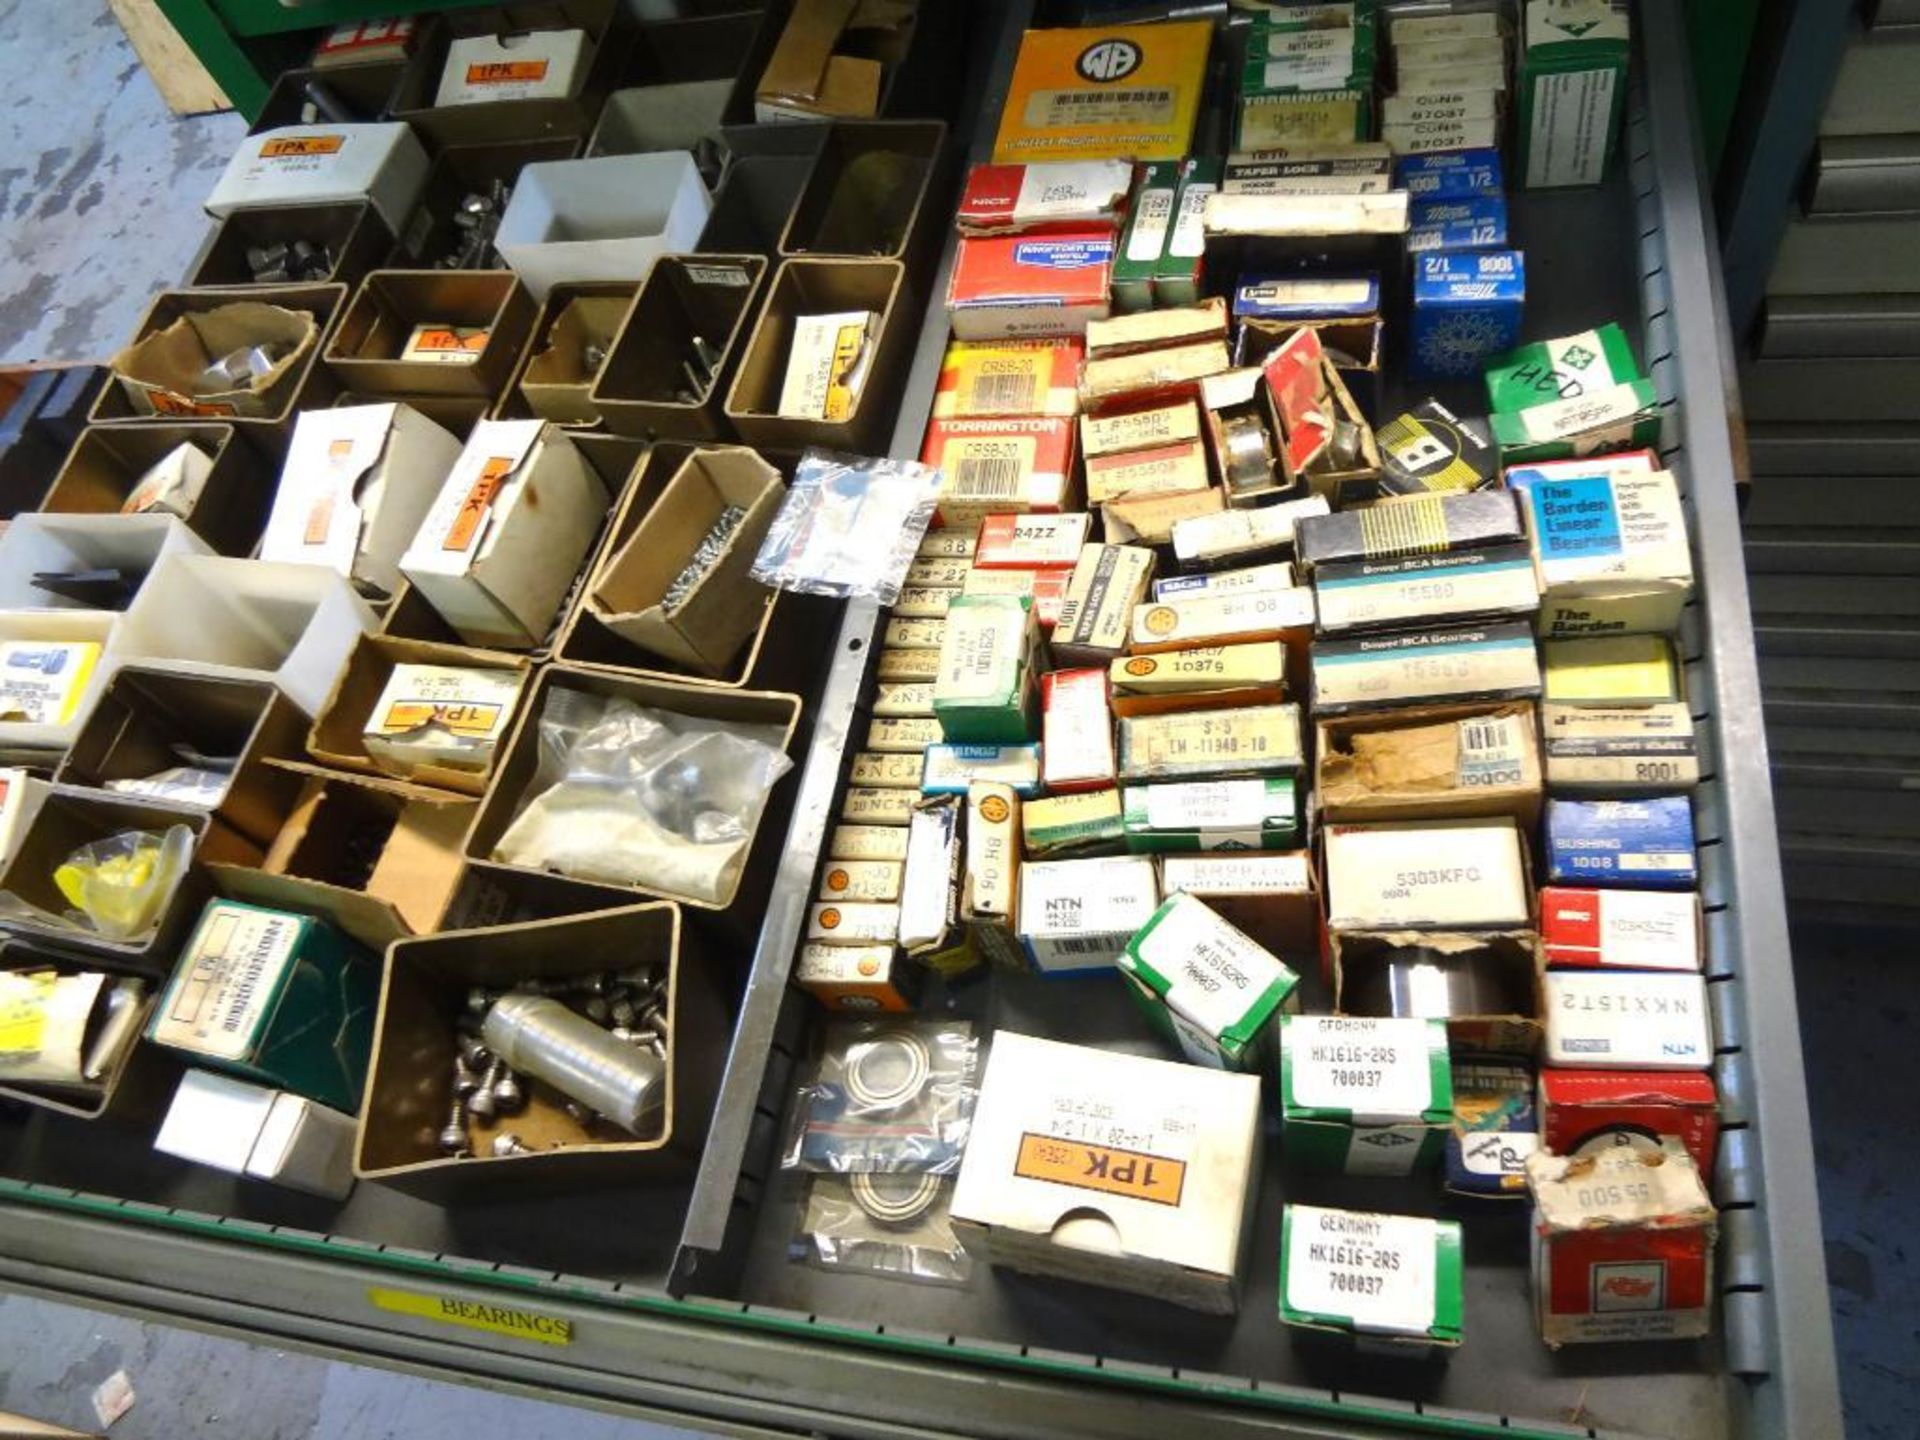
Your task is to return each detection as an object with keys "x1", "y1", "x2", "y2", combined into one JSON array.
[{"x1": 0, "y1": 3, "x2": 1840, "y2": 1438}]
